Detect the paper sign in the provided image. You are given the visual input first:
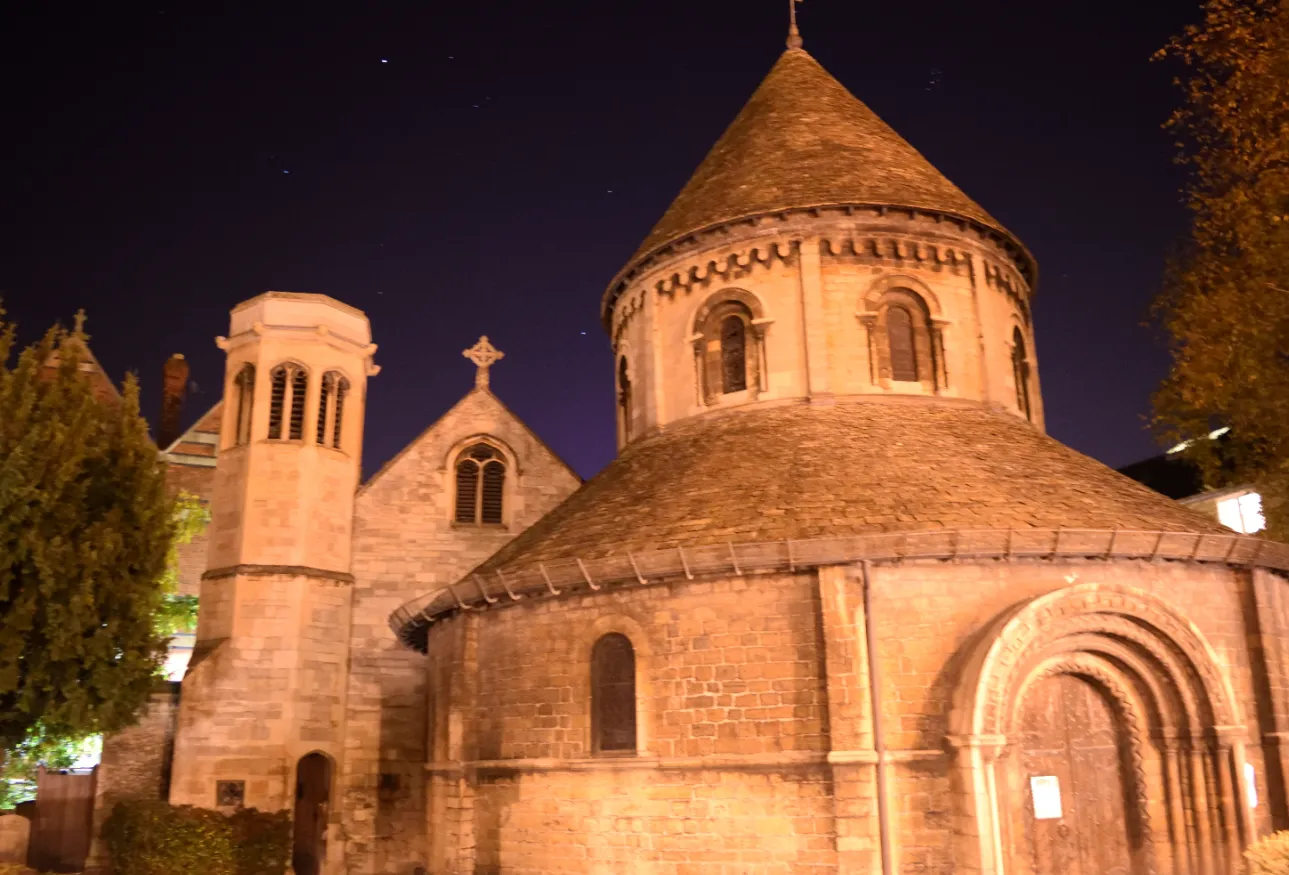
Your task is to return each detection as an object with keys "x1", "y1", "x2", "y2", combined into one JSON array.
[
  {"x1": 1031, "y1": 775, "x2": 1062, "y2": 820},
  {"x1": 1246, "y1": 762, "x2": 1259, "y2": 809}
]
